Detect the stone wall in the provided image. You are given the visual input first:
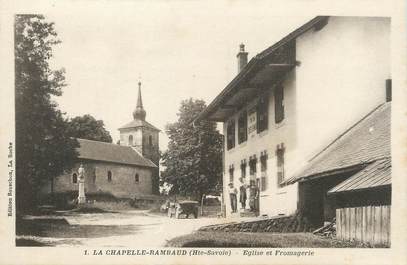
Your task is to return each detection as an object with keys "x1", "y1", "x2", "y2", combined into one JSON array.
[
  {"x1": 199, "y1": 213, "x2": 313, "y2": 233},
  {"x1": 49, "y1": 160, "x2": 153, "y2": 199}
]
